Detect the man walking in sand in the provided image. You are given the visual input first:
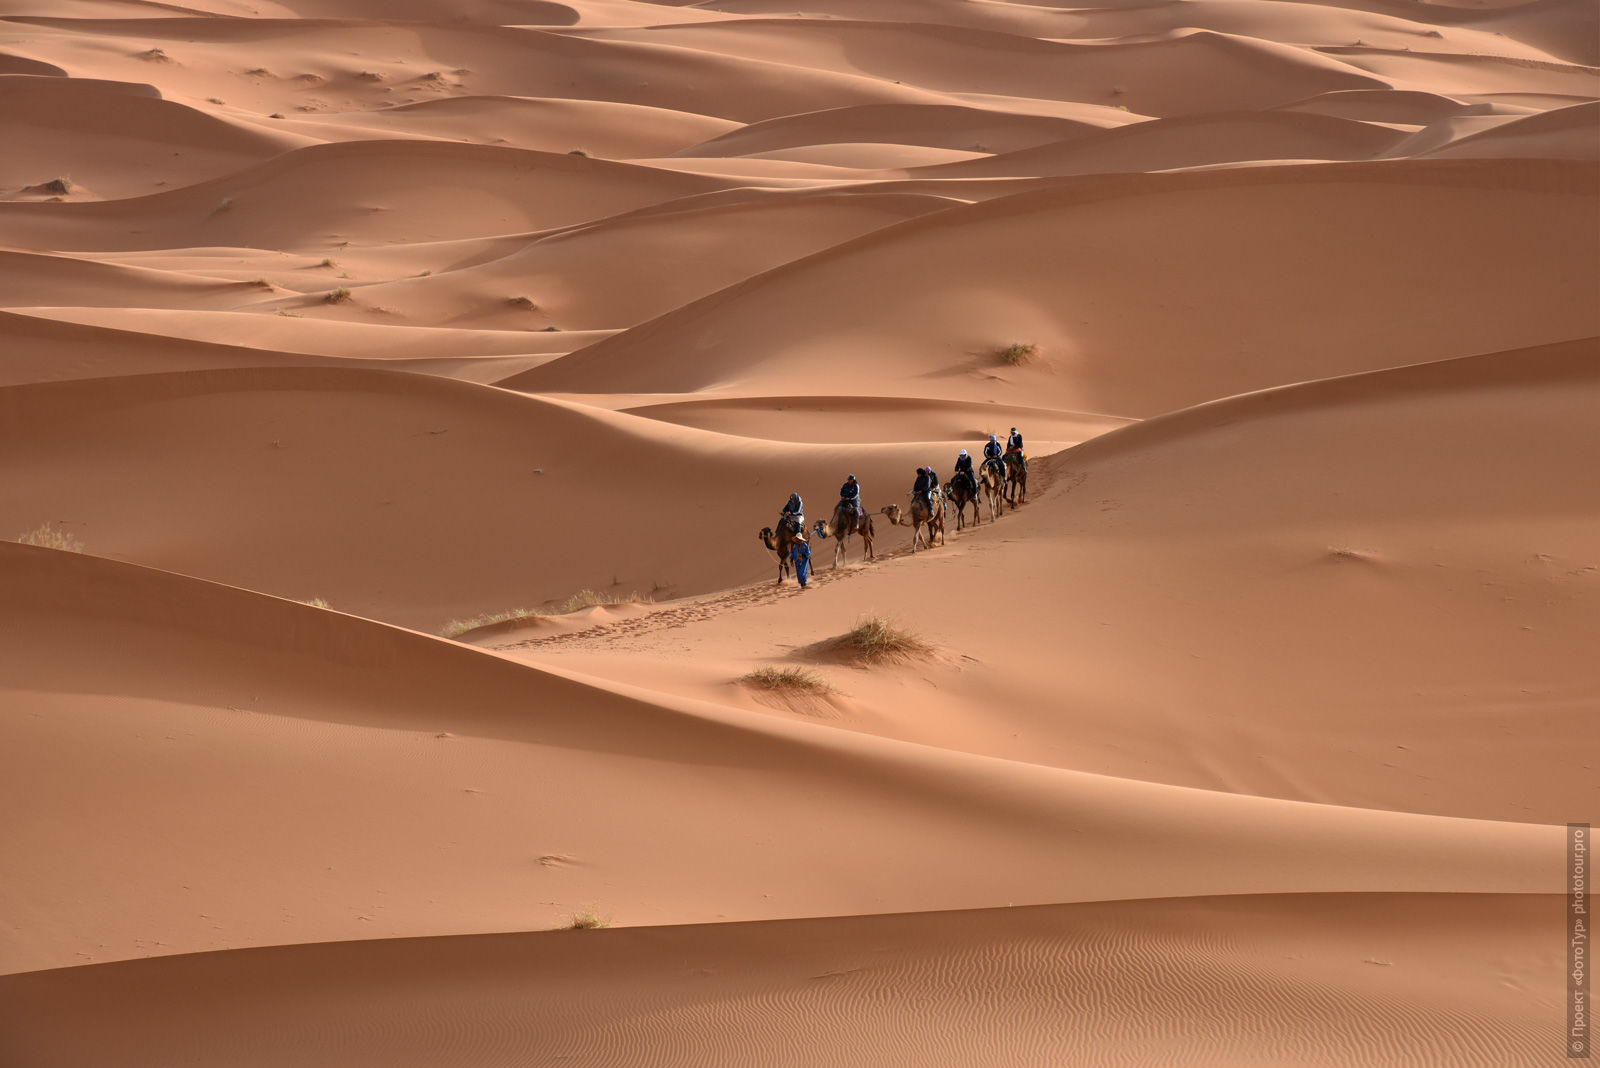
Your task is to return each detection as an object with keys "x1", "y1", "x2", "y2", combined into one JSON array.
[{"x1": 790, "y1": 536, "x2": 812, "y2": 589}]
